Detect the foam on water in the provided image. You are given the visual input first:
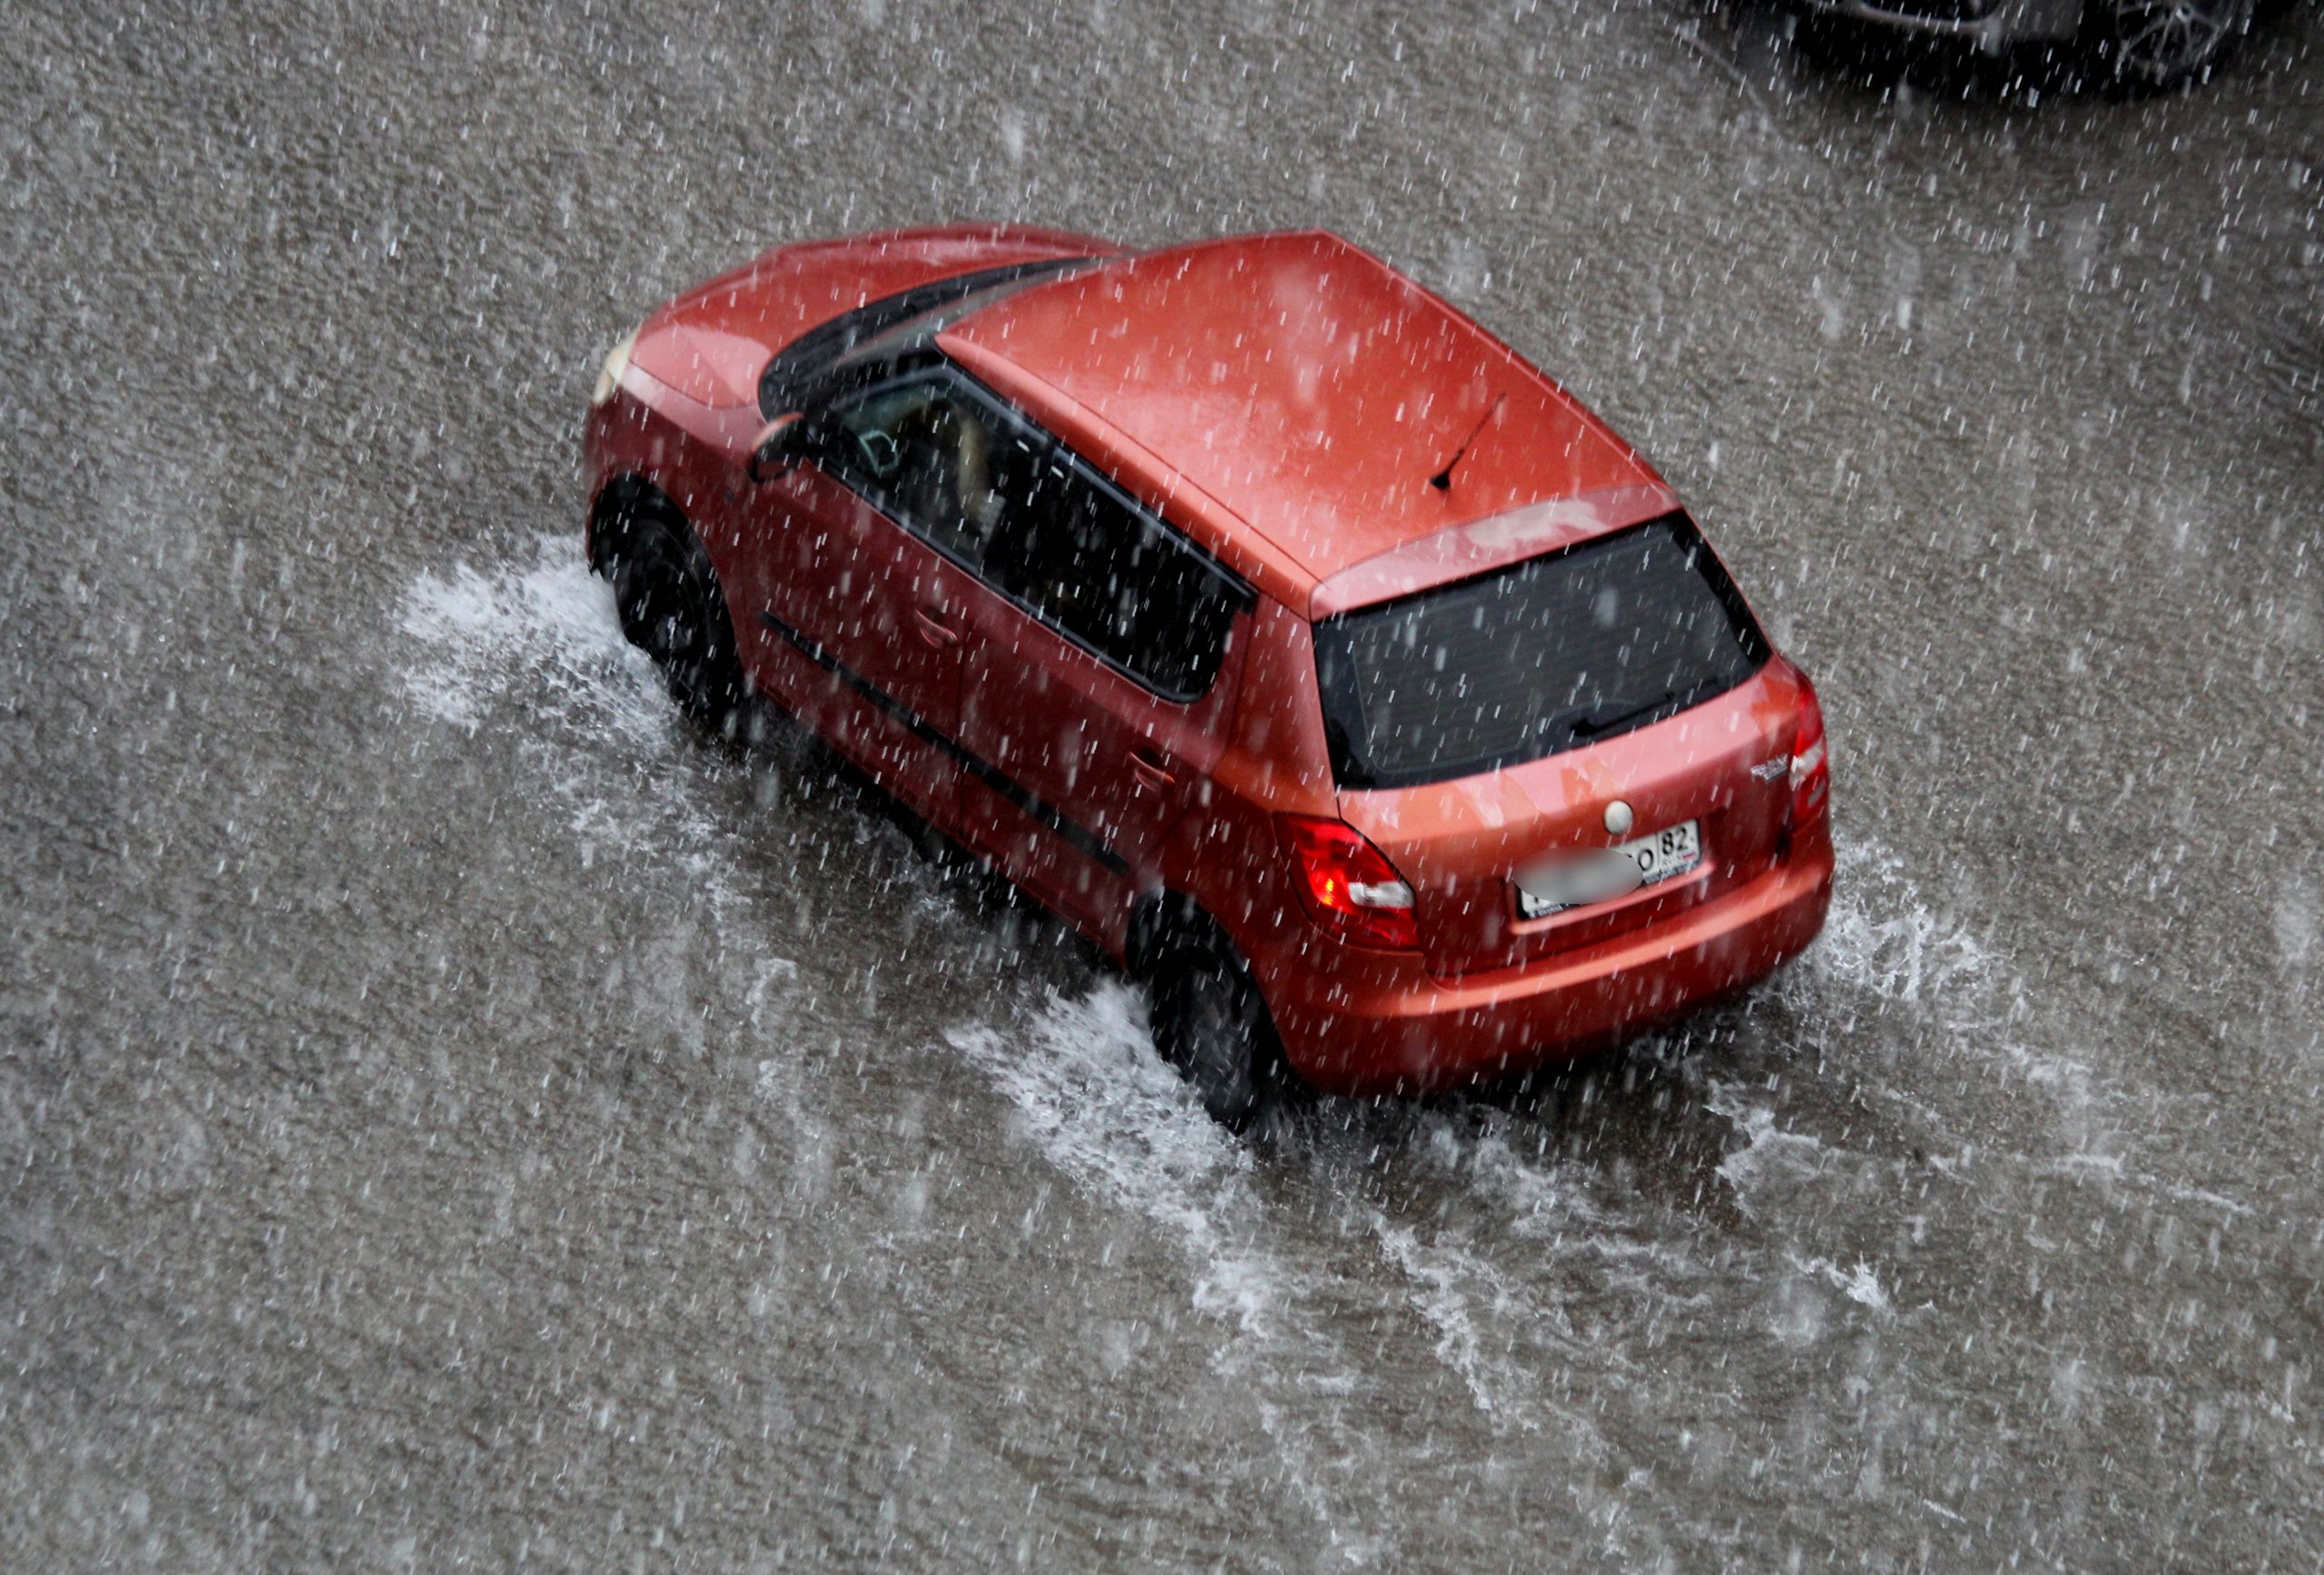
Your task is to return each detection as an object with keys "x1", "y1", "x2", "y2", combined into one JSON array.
[
  {"x1": 398, "y1": 535, "x2": 666, "y2": 740},
  {"x1": 1709, "y1": 1085, "x2": 1830, "y2": 1205},
  {"x1": 1807, "y1": 842, "x2": 1994, "y2": 1010},
  {"x1": 948, "y1": 985, "x2": 1278, "y2": 1331},
  {"x1": 973, "y1": 1002, "x2": 1693, "y2": 1387},
  {"x1": 950, "y1": 984, "x2": 1400, "y2": 1560},
  {"x1": 1789, "y1": 1254, "x2": 1896, "y2": 1314},
  {"x1": 1316, "y1": 833, "x2": 2130, "y2": 1454},
  {"x1": 394, "y1": 535, "x2": 754, "y2": 920},
  {"x1": 950, "y1": 983, "x2": 1611, "y2": 1405},
  {"x1": 944, "y1": 980, "x2": 1685, "y2": 1560},
  {"x1": 929, "y1": 833, "x2": 2082, "y2": 1504},
  {"x1": 1745, "y1": 838, "x2": 2114, "y2": 1146},
  {"x1": 1370, "y1": 1214, "x2": 1545, "y2": 1427}
]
